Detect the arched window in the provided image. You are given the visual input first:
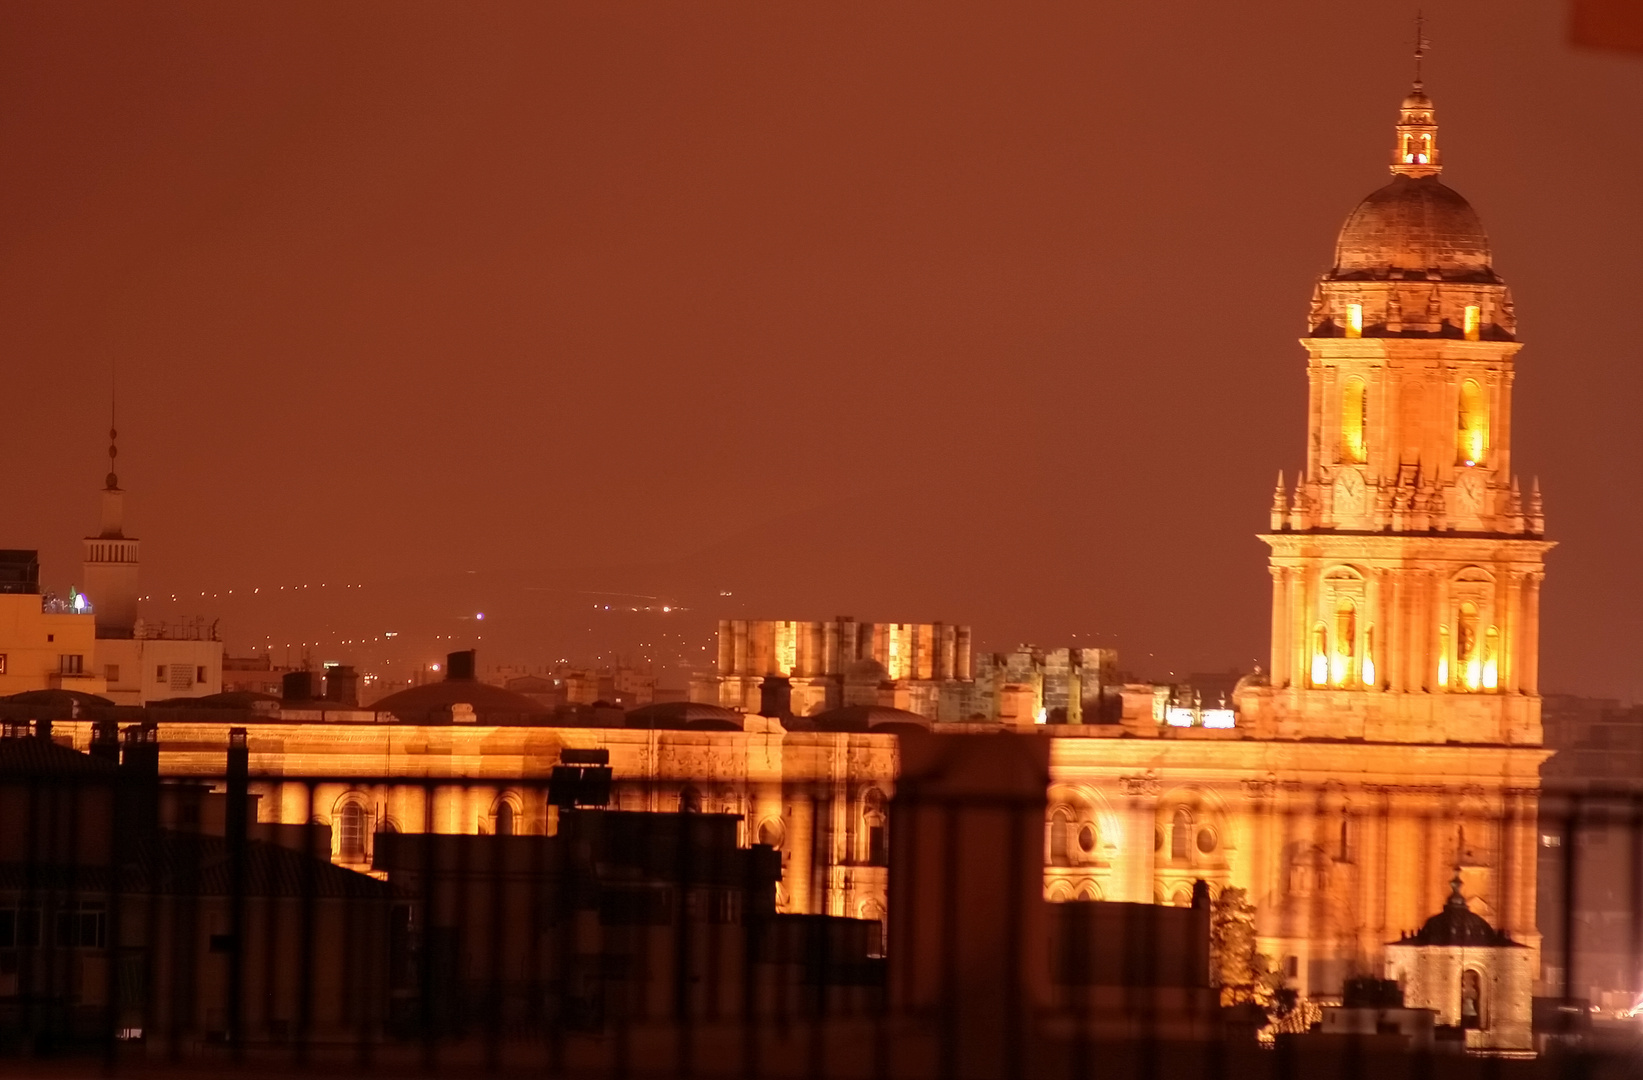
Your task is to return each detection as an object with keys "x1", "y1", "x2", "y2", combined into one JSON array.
[
  {"x1": 1457, "y1": 602, "x2": 1482, "y2": 692},
  {"x1": 1483, "y1": 626, "x2": 1500, "y2": 690},
  {"x1": 1340, "y1": 377, "x2": 1367, "y2": 463},
  {"x1": 860, "y1": 900, "x2": 886, "y2": 958},
  {"x1": 1457, "y1": 380, "x2": 1489, "y2": 466},
  {"x1": 1078, "y1": 823, "x2": 1098, "y2": 856},
  {"x1": 863, "y1": 789, "x2": 888, "y2": 866},
  {"x1": 1332, "y1": 598, "x2": 1357, "y2": 686},
  {"x1": 339, "y1": 802, "x2": 367, "y2": 862},
  {"x1": 679, "y1": 786, "x2": 702, "y2": 813},
  {"x1": 1049, "y1": 809, "x2": 1073, "y2": 867},
  {"x1": 495, "y1": 800, "x2": 515, "y2": 837},
  {"x1": 1460, "y1": 969, "x2": 1485, "y2": 1029},
  {"x1": 1171, "y1": 808, "x2": 1193, "y2": 862}
]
